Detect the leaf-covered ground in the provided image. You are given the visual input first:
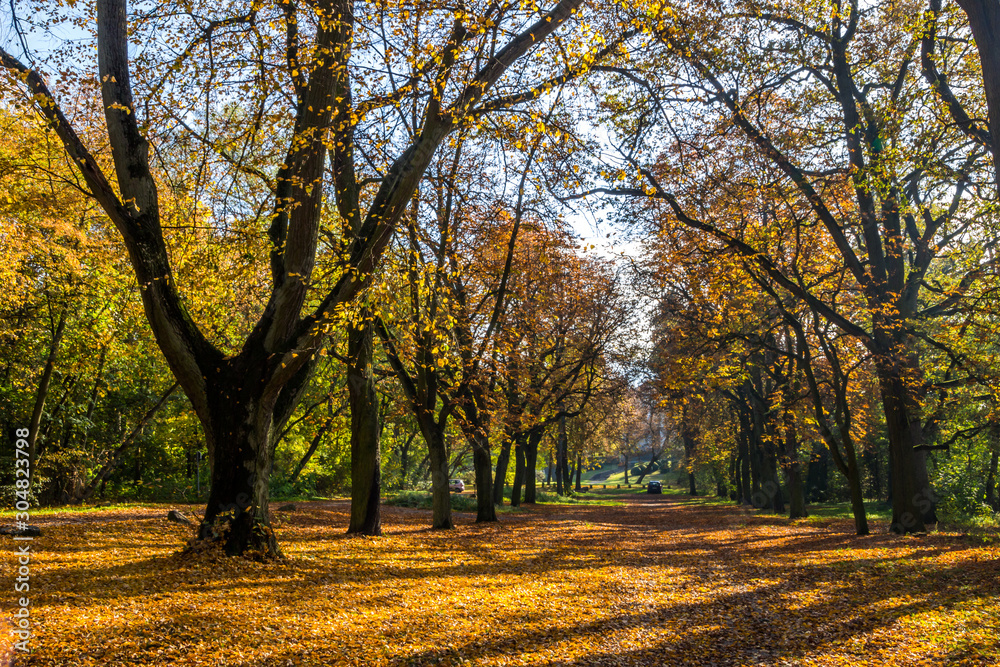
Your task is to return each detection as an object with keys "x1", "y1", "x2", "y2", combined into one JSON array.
[{"x1": 3, "y1": 494, "x2": 999, "y2": 666}]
